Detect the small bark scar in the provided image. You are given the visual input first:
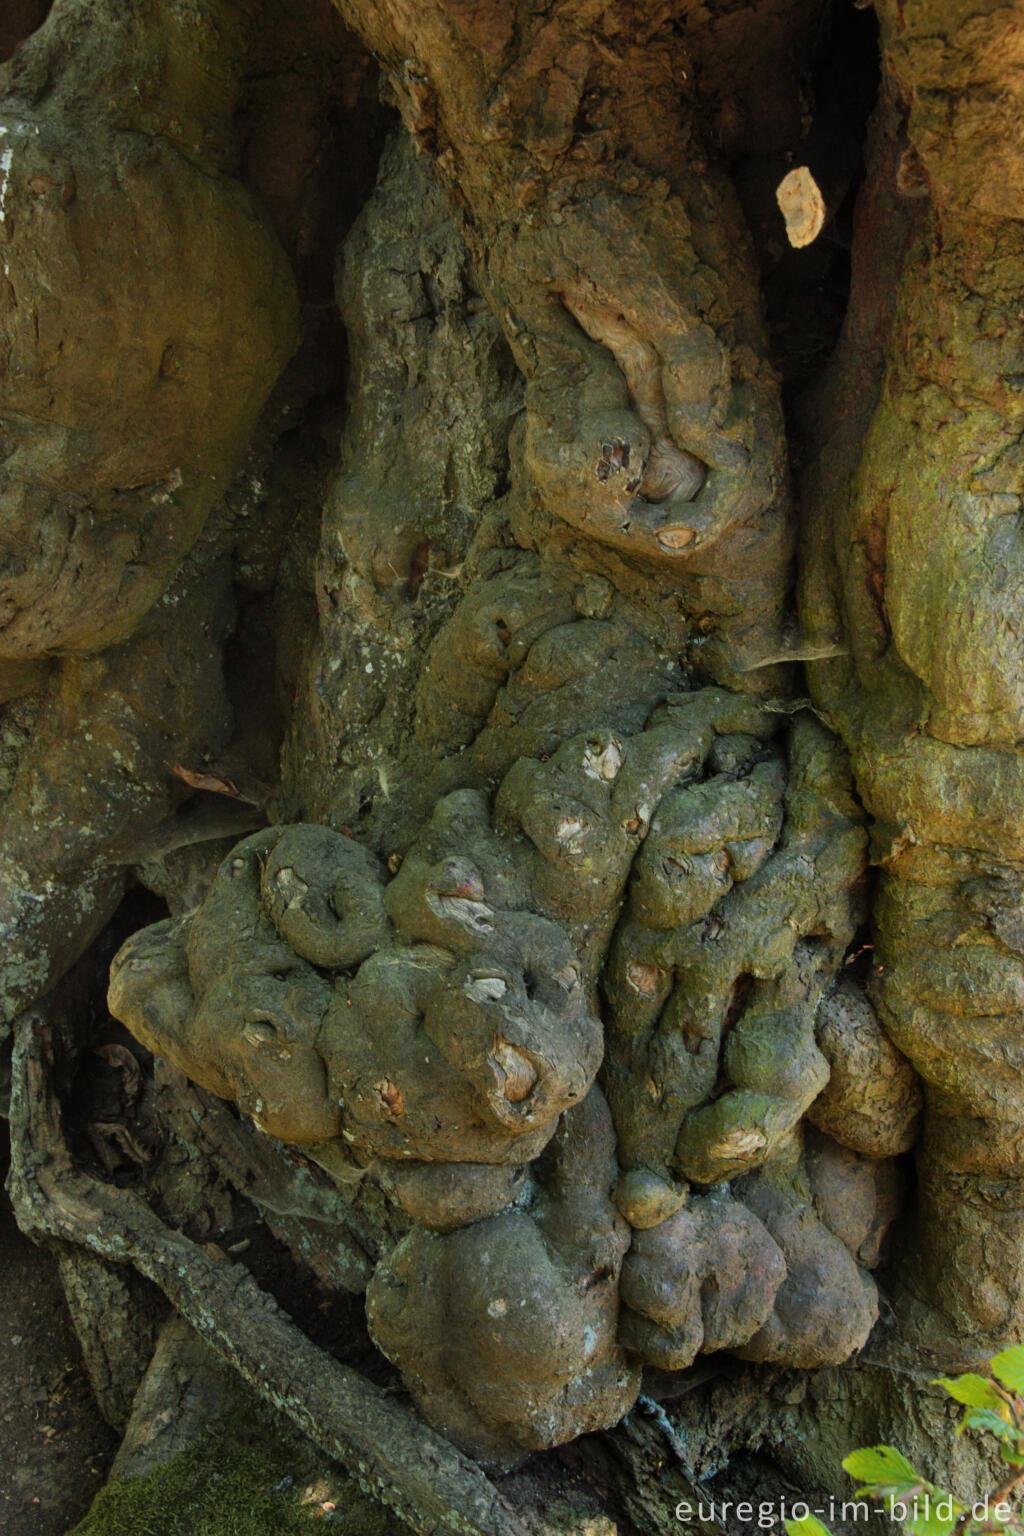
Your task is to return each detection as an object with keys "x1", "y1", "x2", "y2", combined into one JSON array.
[{"x1": 562, "y1": 288, "x2": 731, "y2": 554}]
